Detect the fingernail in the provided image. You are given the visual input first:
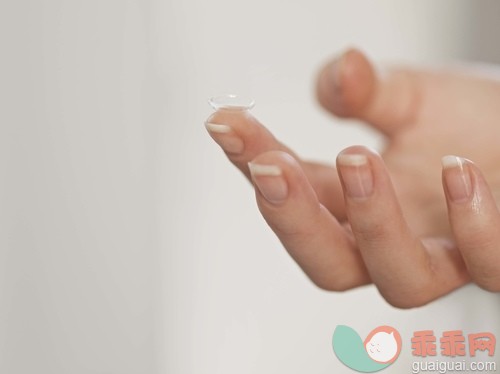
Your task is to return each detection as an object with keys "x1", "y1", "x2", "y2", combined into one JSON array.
[
  {"x1": 441, "y1": 155, "x2": 472, "y2": 202},
  {"x1": 337, "y1": 153, "x2": 373, "y2": 199},
  {"x1": 205, "y1": 122, "x2": 244, "y2": 154},
  {"x1": 248, "y1": 163, "x2": 288, "y2": 204},
  {"x1": 329, "y1": 54, "x2": 345, "y2": 90}
]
